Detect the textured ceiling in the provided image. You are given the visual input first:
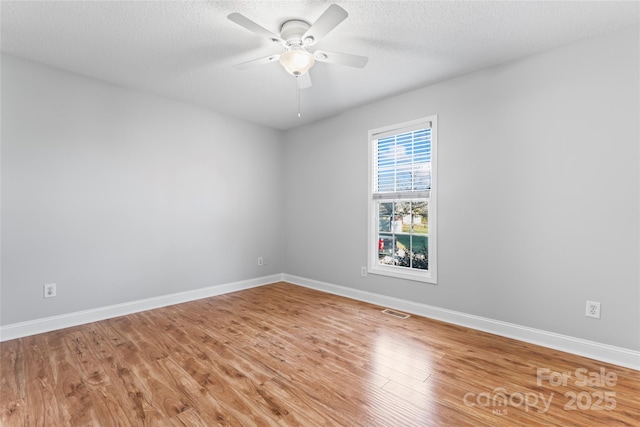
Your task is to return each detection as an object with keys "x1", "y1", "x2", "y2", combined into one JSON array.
[{"x1": 1, "y1": 1, "x2": 638, "y2": 130}]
